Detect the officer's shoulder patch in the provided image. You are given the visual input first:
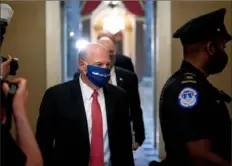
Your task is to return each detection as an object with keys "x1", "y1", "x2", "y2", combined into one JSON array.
[
  {"x1": 178, "y1": 87, "x2": 198, "y2": 108},
  {"x1": 181, "y1": 72, "x2": 197, "y2": 84}
]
